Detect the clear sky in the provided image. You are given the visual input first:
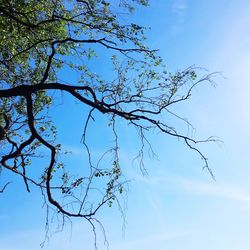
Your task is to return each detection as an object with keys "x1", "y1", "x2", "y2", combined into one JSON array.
[{"x1": 1, "y1": 1, "x2": 250, "y2": 250}]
